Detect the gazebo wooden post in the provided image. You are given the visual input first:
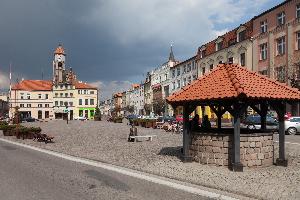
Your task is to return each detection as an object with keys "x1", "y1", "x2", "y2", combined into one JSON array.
[
  {"x1": 260, "y1": 102, "x2": 268, "y2": 130},
  {"x1": 273, "y1": 101, "x2": 288, "y2": 166},
  {"x1": 232, "y1": 102, "x2": 244, "y2": 172},
  {"x1": 182, "y1": 104, "x2": 193, "y2": 162}
]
